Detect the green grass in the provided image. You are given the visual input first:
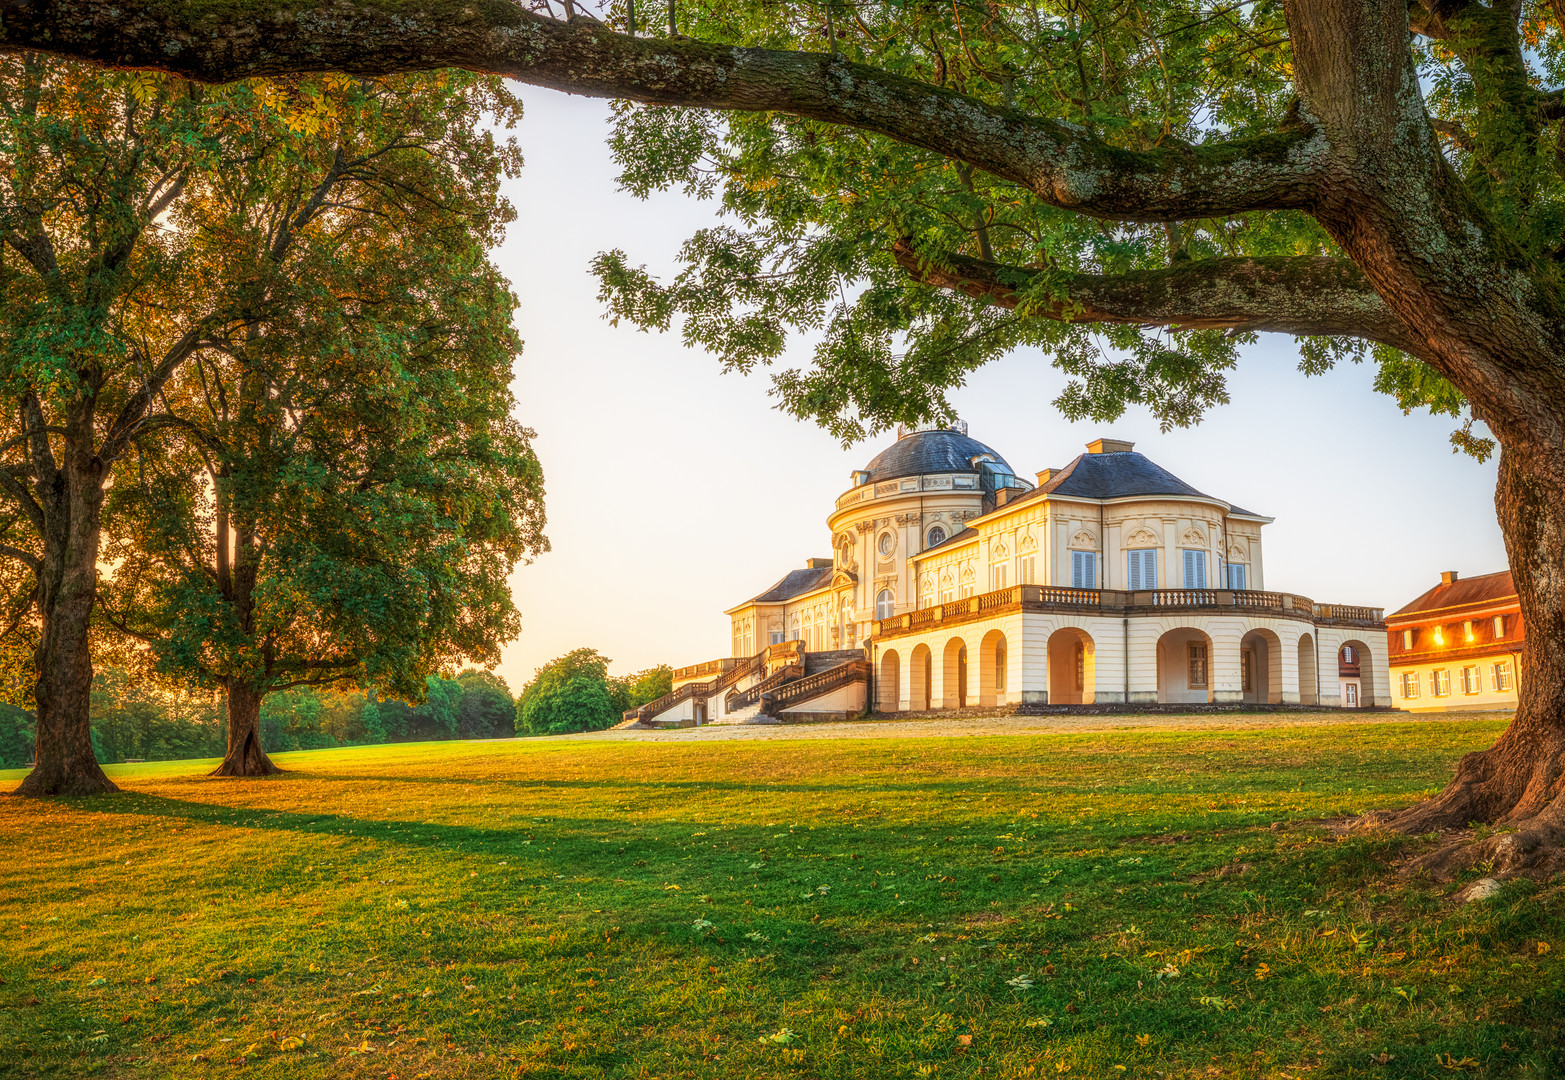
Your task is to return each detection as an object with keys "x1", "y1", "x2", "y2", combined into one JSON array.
[{"x1": 2, "y1": 716, "x2": 1562, "y2": 1079}]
